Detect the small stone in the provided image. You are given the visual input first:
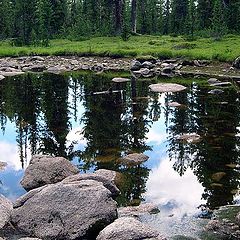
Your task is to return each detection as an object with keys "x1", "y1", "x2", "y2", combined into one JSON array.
[
  {"x1": 166, "y1": 102, "x2": 183, "y2": 108},
  {"x1": 149, "y1": 83, "x2": 187, "y2": 93},
  {"x1": 0, "y1": 75, "x2": 5, "y2": 81},
  {"x1": 118, "y1": 203, "x2": 160, "y2": 217},
  {"x1": 208, "y1": 78, "x2": 220, "y2": 85},
  {"x1": 205, "y1": 220, "x2": 221, "y2": 231},
  {"x1": 142, "y1": 61, "x2": 155, "y2": 69},
  {"x1": 208, "y1": 89, "x2": 224, "y2": 95},
  {"x1": 177, "y1": 133, "x2": 201, "y2": 143},
  {"x1": 112, "y1": 78, "x2": 130, "y2": 83},
  {"x1": 0, "y1": 161, "x2": 7, "y2": 171},
  {"x1": 211, "y1": 172, "x2": 226, "y2": 182}
]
